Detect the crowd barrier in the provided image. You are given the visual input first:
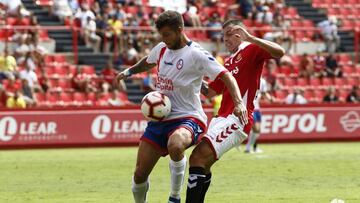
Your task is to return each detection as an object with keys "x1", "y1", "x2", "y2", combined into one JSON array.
[{"x1": 0, "y1": 104, "x2": 359, "y2": 149}]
